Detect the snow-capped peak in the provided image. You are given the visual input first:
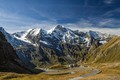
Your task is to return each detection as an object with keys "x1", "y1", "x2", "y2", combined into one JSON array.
[
  {"x1": 47, "y1": 27, "x2": 55, "y2": 34},
  {"x1": 12, "y1": 25, "x2": 113, "y2": 47},
  {"x1": 28, "y1": 28, "x2": 41, "y2": 36},
  {"x1": 54, "y1": 25, "x2": 64, "y2": 29},
  {"x1": 13, "y1": 28, "x2": 43, "y2": 45},
  {"x1": 22, "y1": 29, "x2": 32, "y2": 37},
  {"x1": 0, "y1": 27, "x2": 32, "y2": 47},
  {"x1": 47, "y1": 25, "x2": 67, "y2": 34}
]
